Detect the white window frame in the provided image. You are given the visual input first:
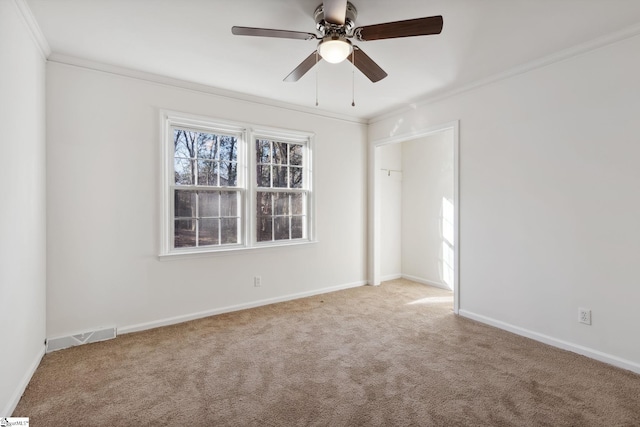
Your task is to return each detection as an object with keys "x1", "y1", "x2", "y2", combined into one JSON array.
[{"x1": 160, "y1": 111, "x2": 315, "y2": 257}]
